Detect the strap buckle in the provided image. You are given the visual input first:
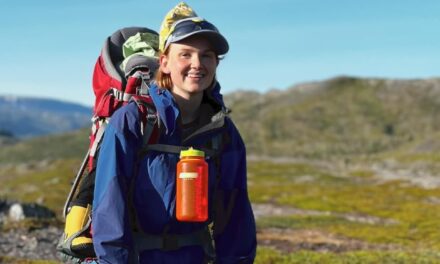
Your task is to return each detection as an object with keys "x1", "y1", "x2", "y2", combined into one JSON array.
[{"x1": 146, "y1": 104, "x2": 158, "y2": 124}]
